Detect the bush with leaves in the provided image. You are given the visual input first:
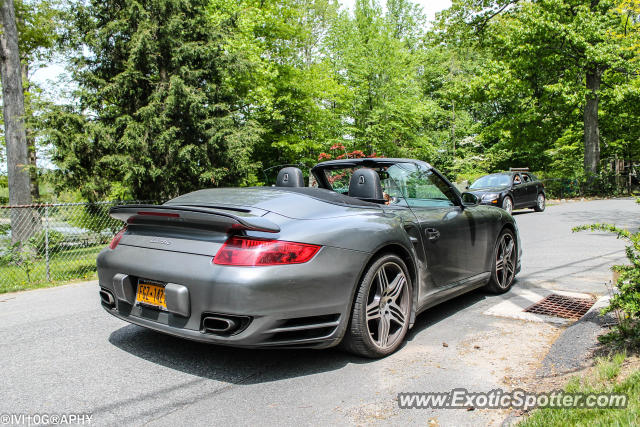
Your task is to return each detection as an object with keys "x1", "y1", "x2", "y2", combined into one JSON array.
[
  {"x1": 66, "y1": 204, "x2": 123, "y2": 235},
  {"x1": 573, "y1": 199, "x2": 640, "y2": 347},
  {"x1": 0, "y1": 242, "x2": 37, "y2": 282},
  {"x1": 28, "y1": 229, "x2": 66, "y2": 255}
]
